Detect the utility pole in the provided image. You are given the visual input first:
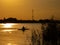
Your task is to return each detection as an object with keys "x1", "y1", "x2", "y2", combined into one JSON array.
[
  {"x1": 32, "y1": 9, "x2": 34, "y2": 20},
  {"x1": 51, "y1": 15, "x2": 54, "y2": 20}
]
